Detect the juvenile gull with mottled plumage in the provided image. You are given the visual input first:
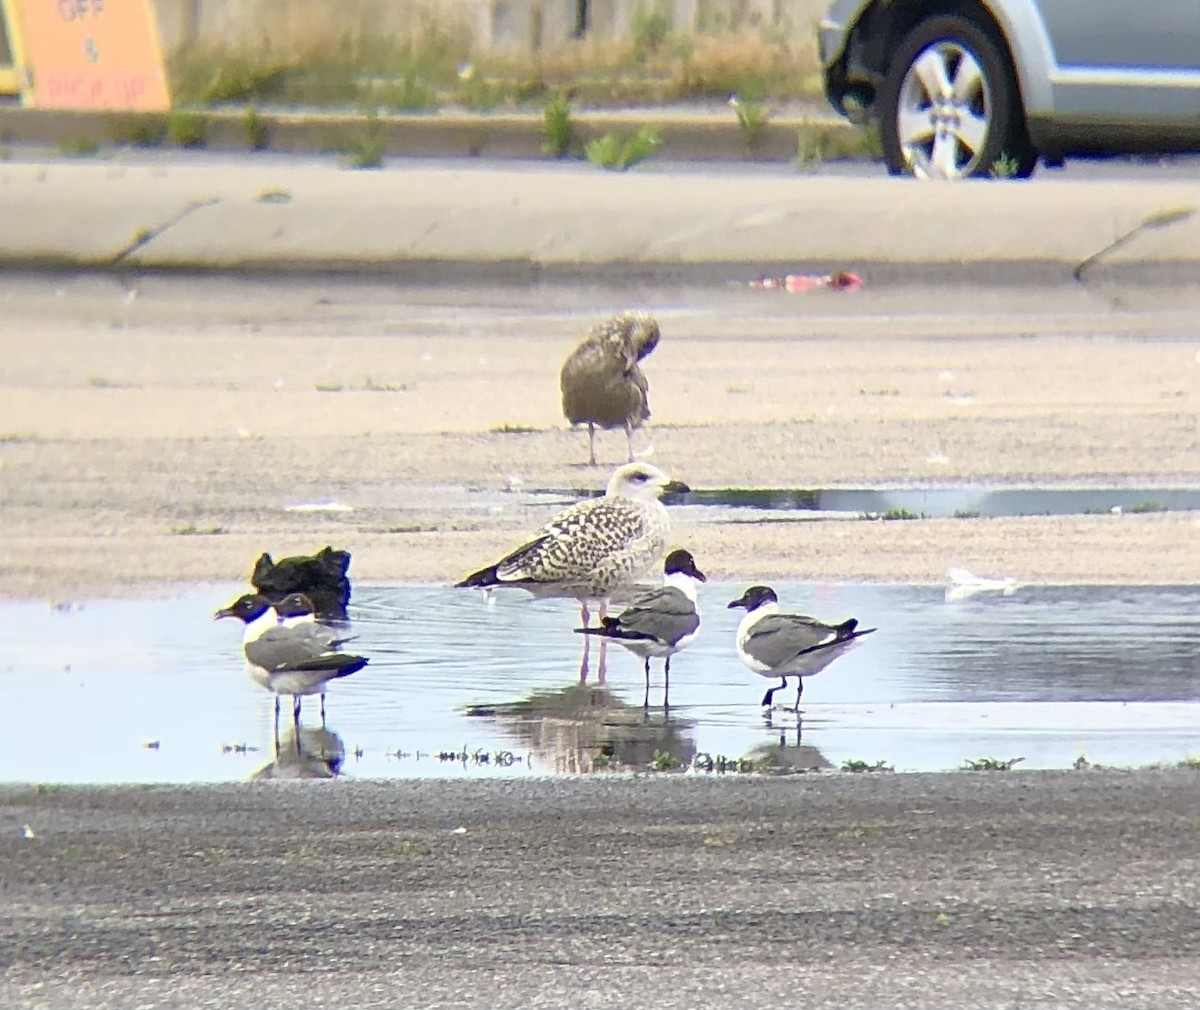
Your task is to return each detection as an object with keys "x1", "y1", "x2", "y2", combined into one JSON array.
[
  {"x1": 455, "y1": 462, "x2": 689, "y2": 627},
  {"x1": 560, "y1": 311, "x2": 660, "y2": 466}
]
